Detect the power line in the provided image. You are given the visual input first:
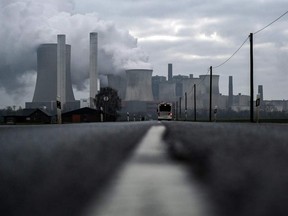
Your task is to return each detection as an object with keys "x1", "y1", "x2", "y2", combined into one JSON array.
[
  {"x1": 254, "y1": 10, "x2": 288, "y2": 35},
  {"x1": 211, "y1": 10, "x2": 288, "y2": 70},
  {"x1": 213, "y1": 36, "x2": 249, "y2": 69}
]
